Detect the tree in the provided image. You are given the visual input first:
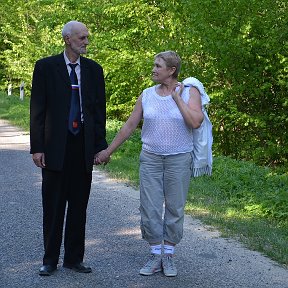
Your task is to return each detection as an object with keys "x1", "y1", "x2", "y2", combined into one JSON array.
[{"x1": 0, "y1": 0, "x2": 287, "y2": 167}]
